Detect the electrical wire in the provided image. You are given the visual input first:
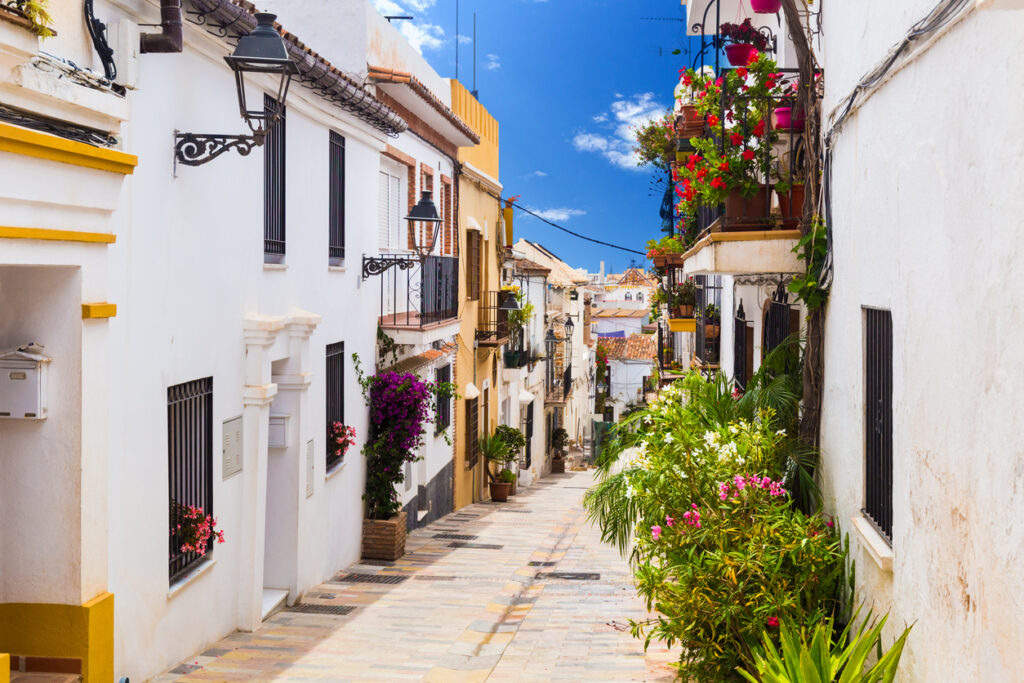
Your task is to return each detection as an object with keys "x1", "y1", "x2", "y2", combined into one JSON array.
[{"x1": 485, "y1": 190, "x2": 646, "y2": 256}]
